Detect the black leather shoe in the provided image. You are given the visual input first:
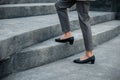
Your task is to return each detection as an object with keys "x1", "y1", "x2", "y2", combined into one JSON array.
[
  {"x1": 73, "y1": 55, "x2": 95, "y2": 64},
  {"x1": 55, "y1": 37, "x2": 74, "y2": 45}
]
